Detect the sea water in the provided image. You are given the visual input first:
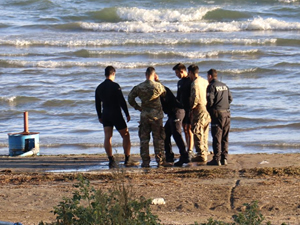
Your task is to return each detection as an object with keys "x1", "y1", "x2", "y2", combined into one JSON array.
[{"x1": 0, "y1": 0, "x2": 300, "y2": 156}]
